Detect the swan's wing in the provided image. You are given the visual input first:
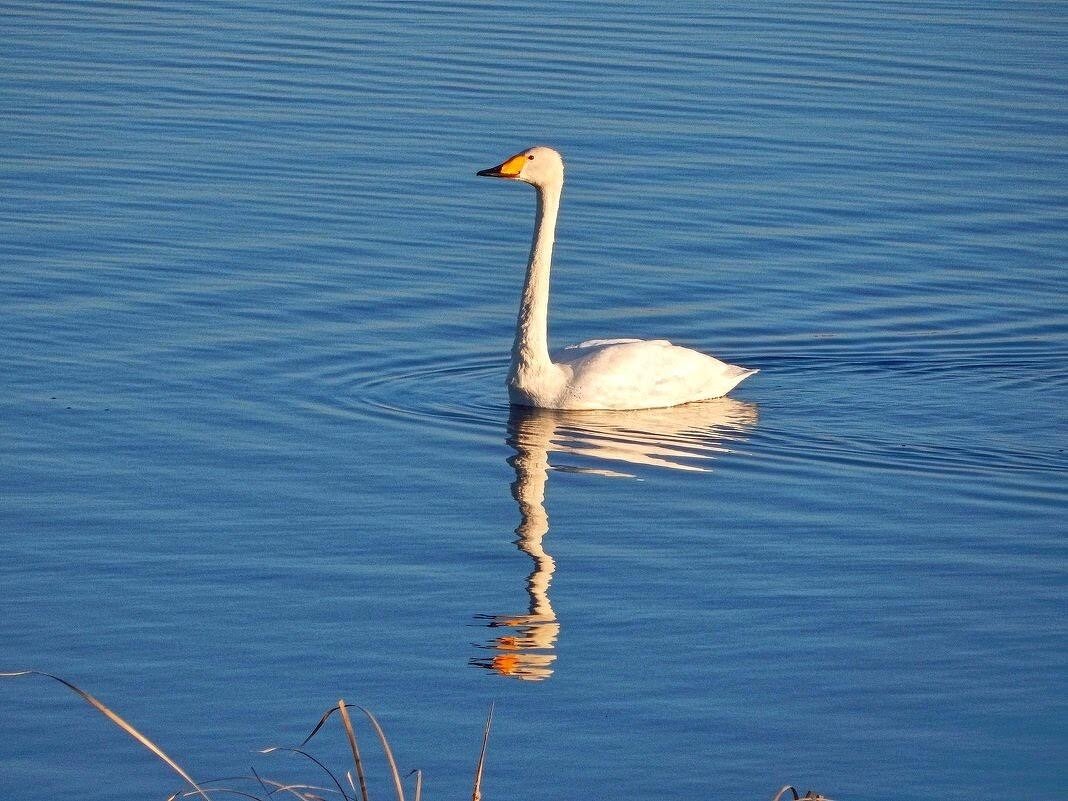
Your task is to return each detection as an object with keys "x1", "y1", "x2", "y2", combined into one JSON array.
[
  {"x1": 554, "y1": 338, "x2": 669, "y2": 361},
  {"x1": 561, "y1": 338, "x2": 645, "y2": 350},
  {"x1": 554, "y1": 339, "x2": 755, "y2": 410}
]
